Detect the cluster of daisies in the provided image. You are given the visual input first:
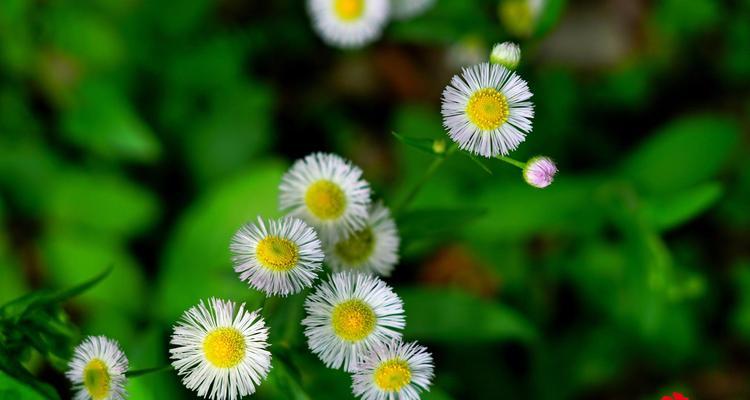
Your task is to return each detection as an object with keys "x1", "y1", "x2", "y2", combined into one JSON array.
[
  {"x1": 66, "y1": 153, "x2": 433, "y2": 400},
  {"x1": 308, "y1": 0, "x2": 436, "y2": 48},
  {"x1": 442, "y1": 41, "x2": 558, "y2": 188}
]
